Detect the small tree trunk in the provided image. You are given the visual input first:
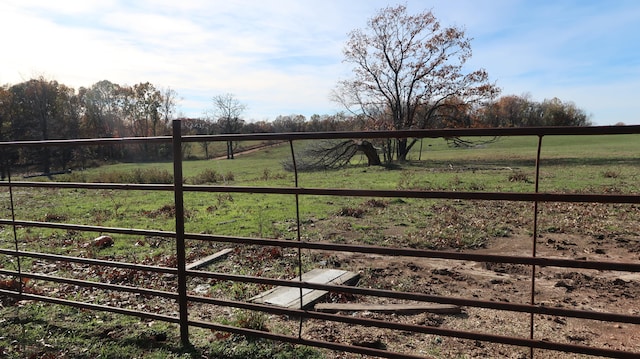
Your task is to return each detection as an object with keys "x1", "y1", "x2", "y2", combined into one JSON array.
[
  {"x1": 226, "y1": 141, "x2": 234, "y2": 159},
  {"x1": 356, "y1": 140, "x2": 381, "y2": 166},
  {"x1": 397, "y1": 138, "x2": 409, "y2": 161}
]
